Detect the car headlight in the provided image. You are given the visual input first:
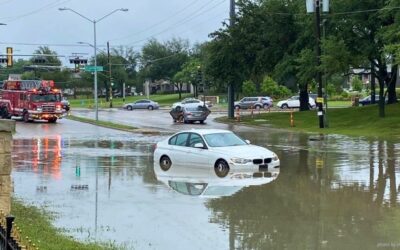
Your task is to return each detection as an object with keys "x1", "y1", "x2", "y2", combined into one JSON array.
[
  {"x1": 272, "y1": 154, "x2": 279, "y2": 161},
  {"x1": 231, "y1": 158, "x2": 252, "y2": 164}
]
